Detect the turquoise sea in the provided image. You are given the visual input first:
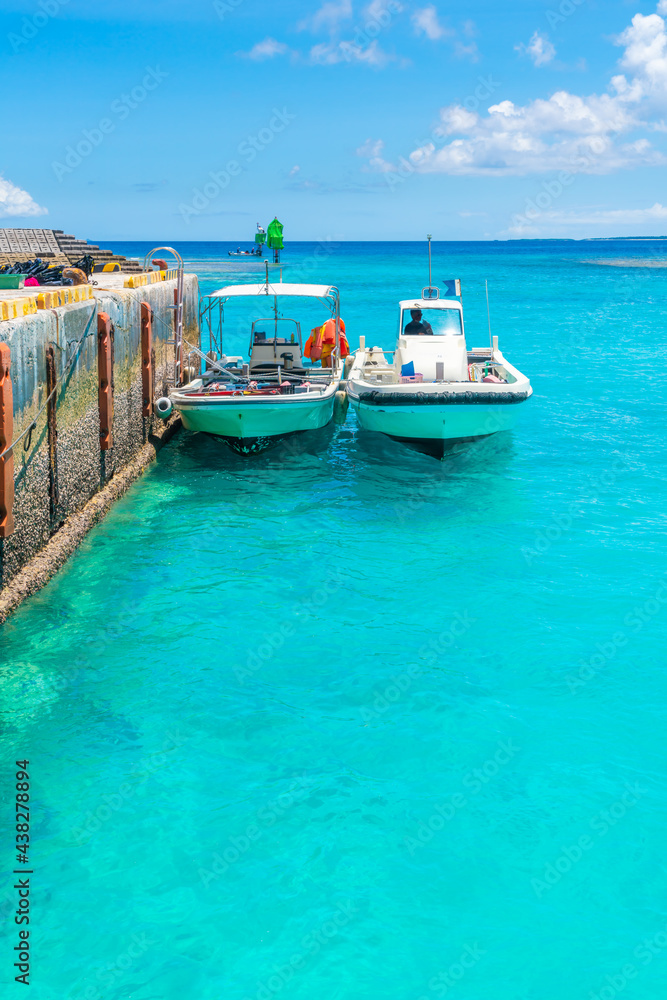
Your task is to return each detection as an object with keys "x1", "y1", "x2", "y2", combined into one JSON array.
[{"x1": 2, "y1": 240, "x2": 667, "y2": 1000}]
